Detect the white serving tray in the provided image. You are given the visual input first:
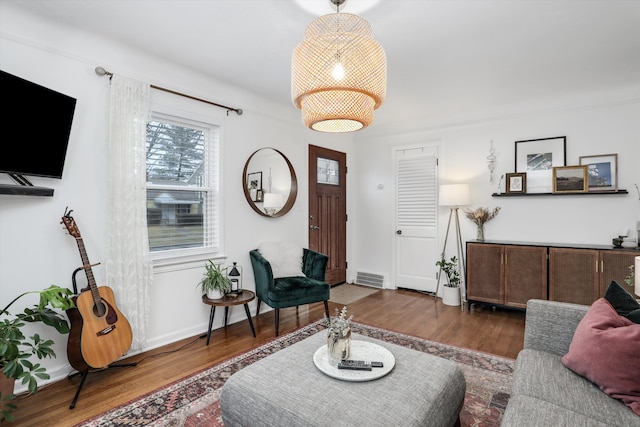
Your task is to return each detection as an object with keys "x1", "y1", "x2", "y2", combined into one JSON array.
[{"x1": 313, "y1": 340, "x2": 395, "y2": 382}]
